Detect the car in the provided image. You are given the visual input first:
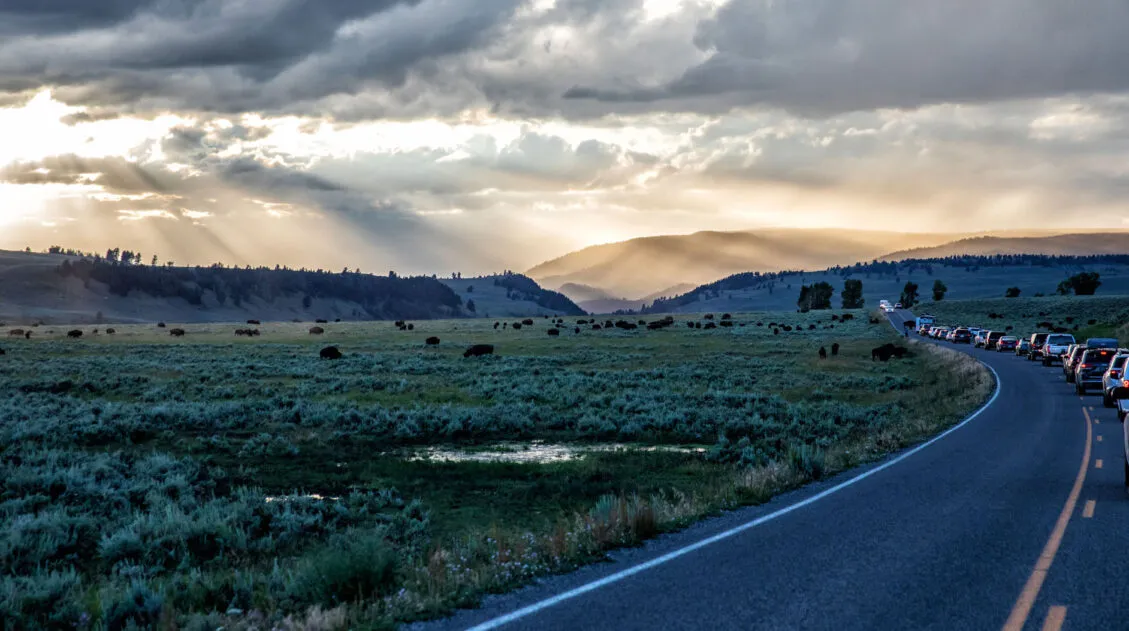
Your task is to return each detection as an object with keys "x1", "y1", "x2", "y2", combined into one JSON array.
[
  {"x1": 1102, "y1": 353, "x2": 1129, "y2": 407},
  {"x1": 894, "y1": 303, "x2": 903, "y2": 309},
  {"x1": 952, "y1": 328, "x2": 972, "y2": 344},
  {"x1": 1027, "y1": 332, "x2": 1050, "y2": 361},
  {"x1": 974, "y1": 331, "x2": 988, "y2": 348},
  {"x1": 1075, "y1": 348, "x2": 1119, "y2": 395},
  {"x1": 1063, "y1": 345, "x2": 1086, "y2": 382},
  {"x1": 984, "y1": 331, "x2": 1006, "y2": 351},
  {"x1": 1085, "y1": 337, "x2": 1119, "y2": 350},
  {"x1": 1016, "y1": 338, "x2": 1032, "y2": 356},
  {"x1": 1042, "y1": 333, "x2": 1076, "y2": 366},
  {"x1": 997, "y1": 336, "x2": 1019, "y2": 352}
]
